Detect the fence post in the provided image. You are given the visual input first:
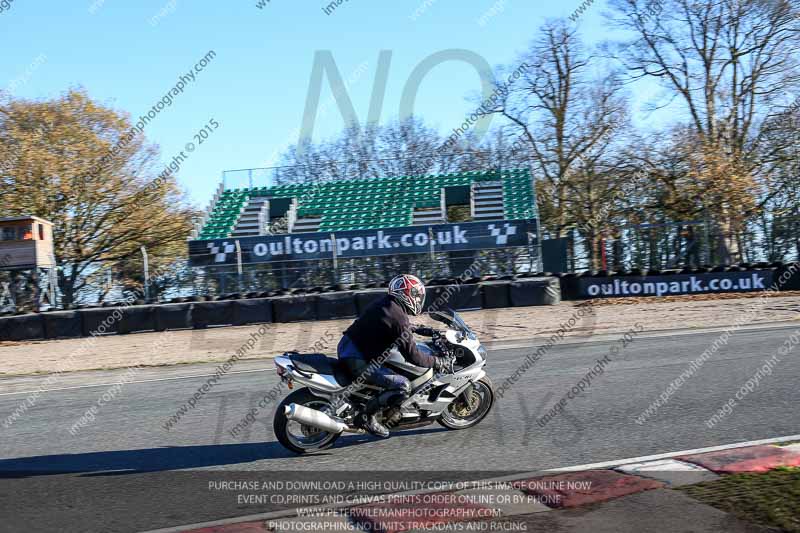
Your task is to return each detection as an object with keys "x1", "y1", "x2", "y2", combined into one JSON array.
[
  {"x1": 331, "y1": 233, "x2": 338, "y2": 284},
  {"x1": 235, "y1": 240, "x2": 243, "y2": 292},
  {"x1": 141, "y1": 246, "x2": 150, "y2": 302},
  {"x1": 527, "y1": 231, "x2": 534, "y2": 272},
  {"x1": 48, "y1": 256, "x2": 58, "y2": 309},
  {"x1": 428, "y1": 228, "x2": 436, "y2": 276}
]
